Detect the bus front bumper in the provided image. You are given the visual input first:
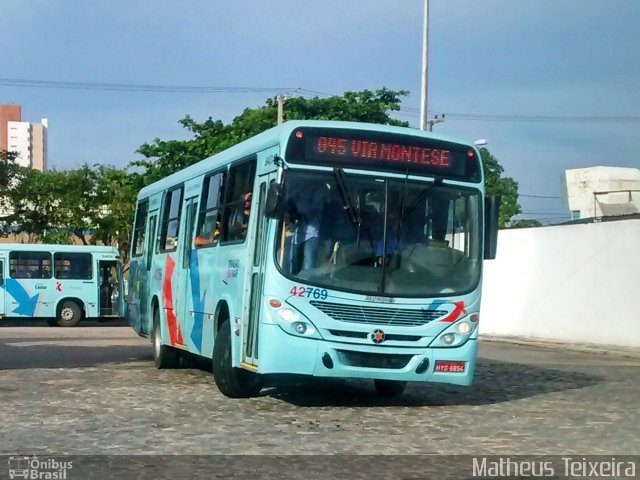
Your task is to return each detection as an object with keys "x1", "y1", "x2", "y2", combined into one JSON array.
[{"x1": 256, "y1": 324, "x2": 477, "y2": 386}]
